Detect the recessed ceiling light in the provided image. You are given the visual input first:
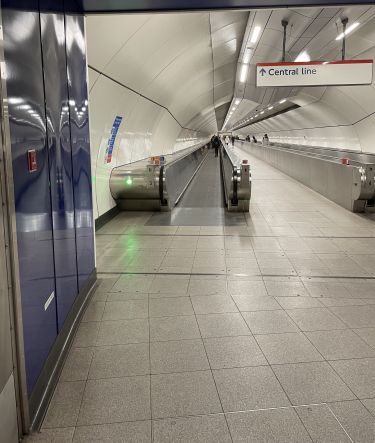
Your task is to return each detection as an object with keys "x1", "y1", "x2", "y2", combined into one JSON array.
[
  {"x1": 268, "y1": 106, "x2": 274, "y2": 110},
  {"x1": 336, "y1": 22, "x2": 360, "y2": 40},
  {"x1": 243, "y1": 48, "x2": 253, "y2": 64},
  {"x1": 260, "y1": 111, "x2": 265, "y2": 115},
  {"x1": 279, "y1": 99, "x2": 287, "y2": 104},
  {"x1": 235, "y1": 99, "x2": 240, "y2": 105},
  {"x1": 240, "y1": 64, "x2": 249, "y2": 83},
  {"x1": 255, "y1": 114, "x2": 258, "y2": 118},
  {"x1": 250, "y1": 26, "x2": 261, "y2": 44},
  {"x1": 294, "y1": 51, "x2": 310, "y2": 62}
]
